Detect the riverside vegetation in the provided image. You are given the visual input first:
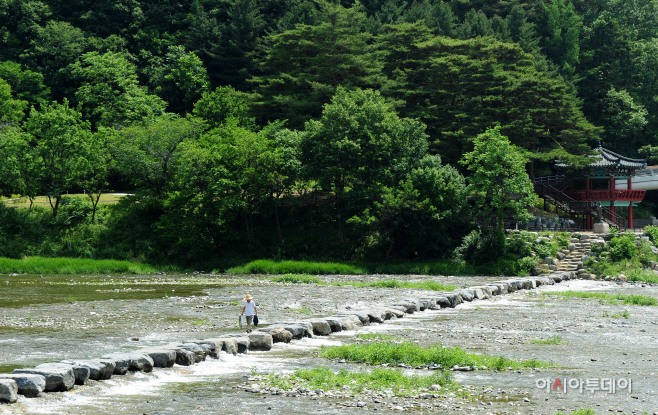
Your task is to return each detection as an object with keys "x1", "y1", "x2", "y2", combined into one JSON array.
[{"x1": 4, "y1": 0, "x2": 658, "y2": 273}]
